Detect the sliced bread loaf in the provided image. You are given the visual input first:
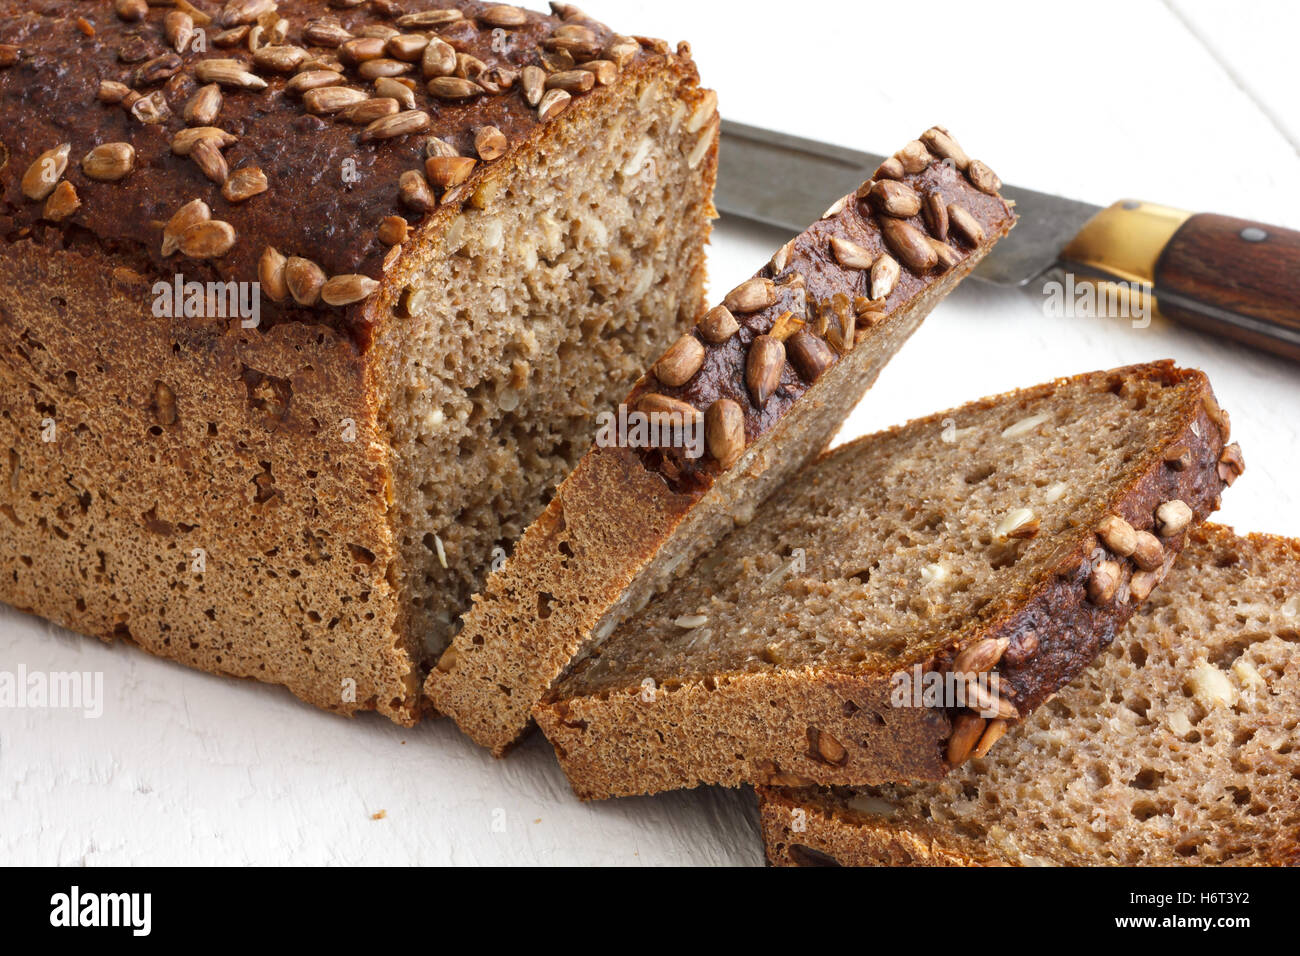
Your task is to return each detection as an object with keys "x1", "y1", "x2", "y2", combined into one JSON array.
[
  {"x1": 759, "y1": 524, "x2": 1297, "y2": 866},
  {"x1": 427, "y1": 128, "x2": 1017, "y2": 752},
  {"x1": 534, "y1": 363, "x2": 1240, "y2": 798}
]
